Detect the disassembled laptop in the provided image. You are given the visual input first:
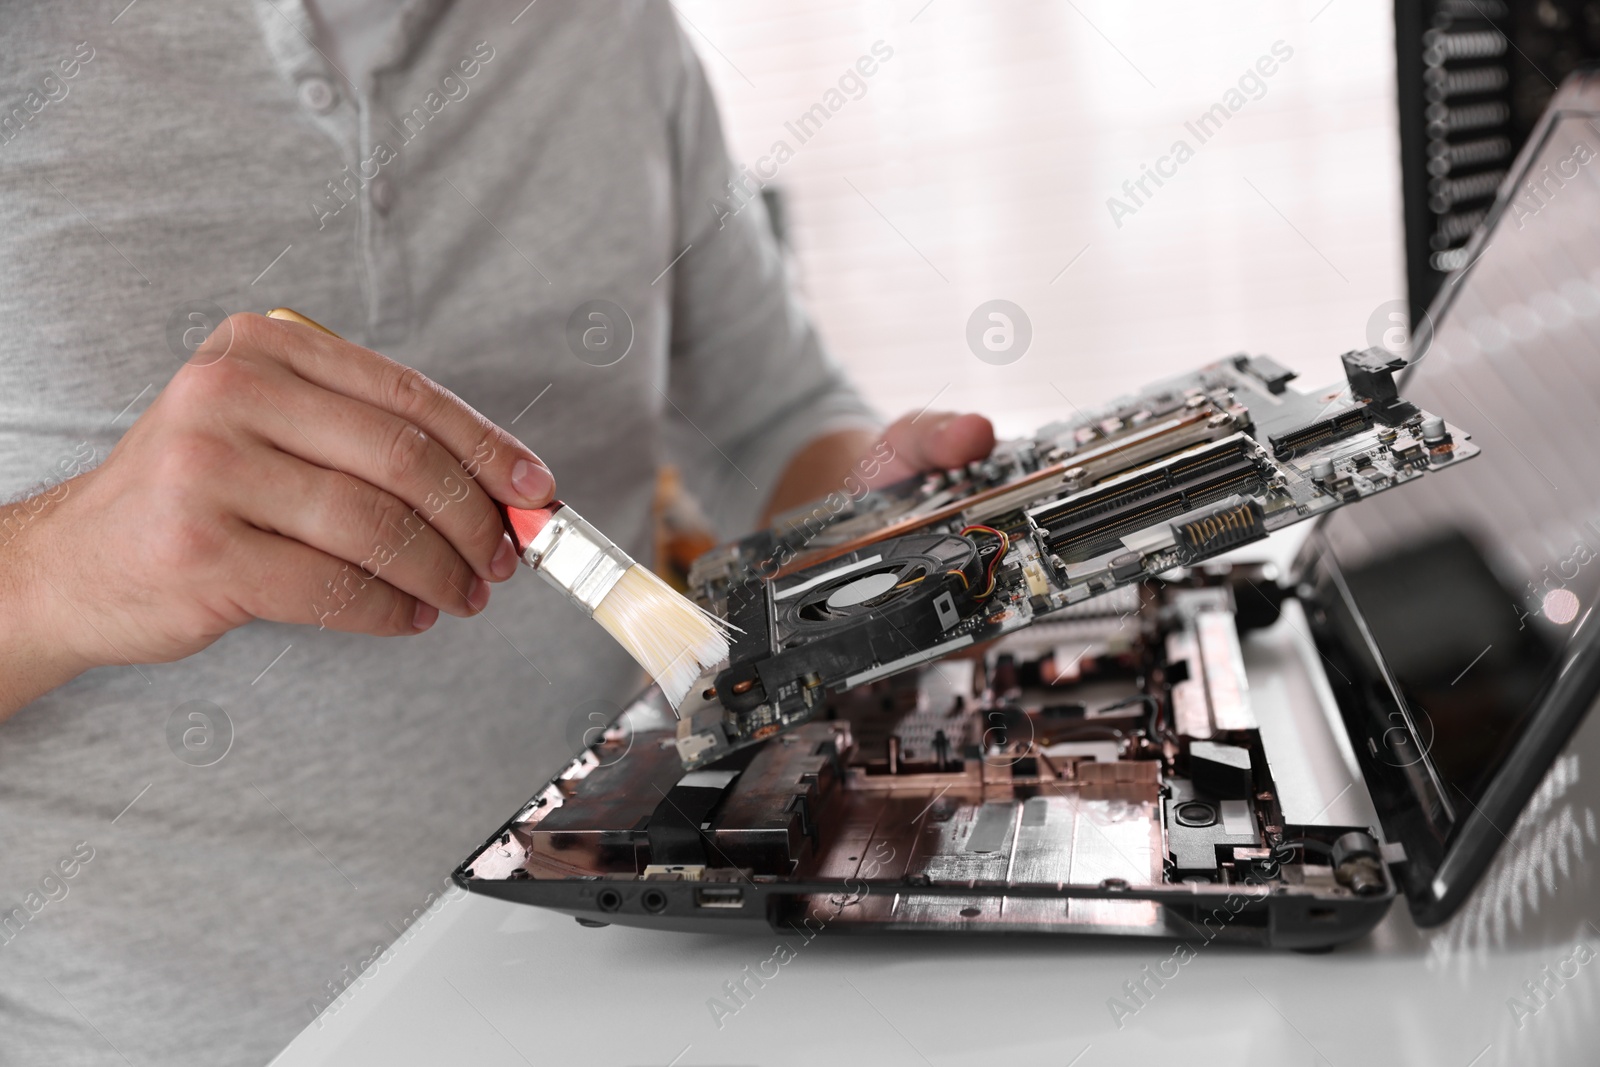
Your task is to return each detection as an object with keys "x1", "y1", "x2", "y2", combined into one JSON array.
[{"x1": 458, "y1": 347, "x2": 1482, "y2": 948}]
